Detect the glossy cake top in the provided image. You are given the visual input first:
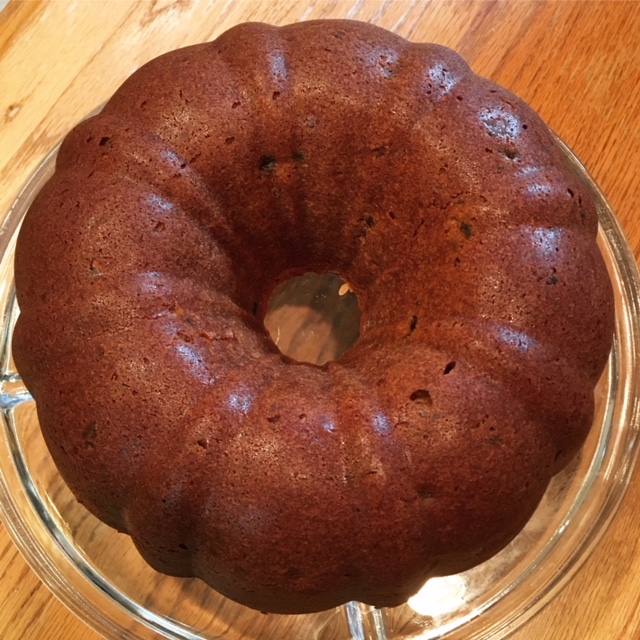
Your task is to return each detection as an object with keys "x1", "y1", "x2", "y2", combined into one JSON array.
[{"x1": 13, "y1": 20, "x2": 614, "y2": 613}]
